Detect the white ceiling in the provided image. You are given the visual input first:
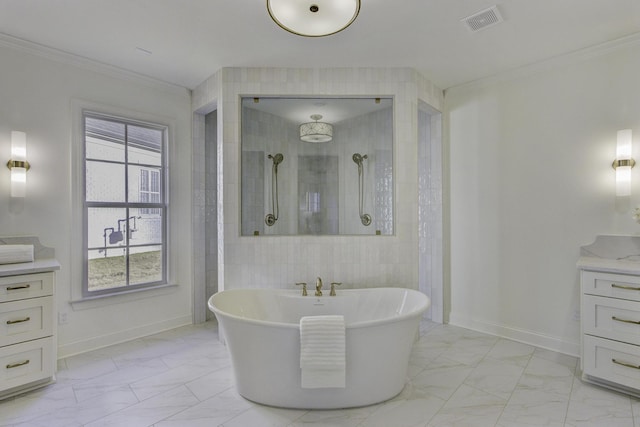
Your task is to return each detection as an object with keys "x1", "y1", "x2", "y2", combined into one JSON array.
[{"x1": 0, "y1": 1, "x2": 639, "y2": 90}]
